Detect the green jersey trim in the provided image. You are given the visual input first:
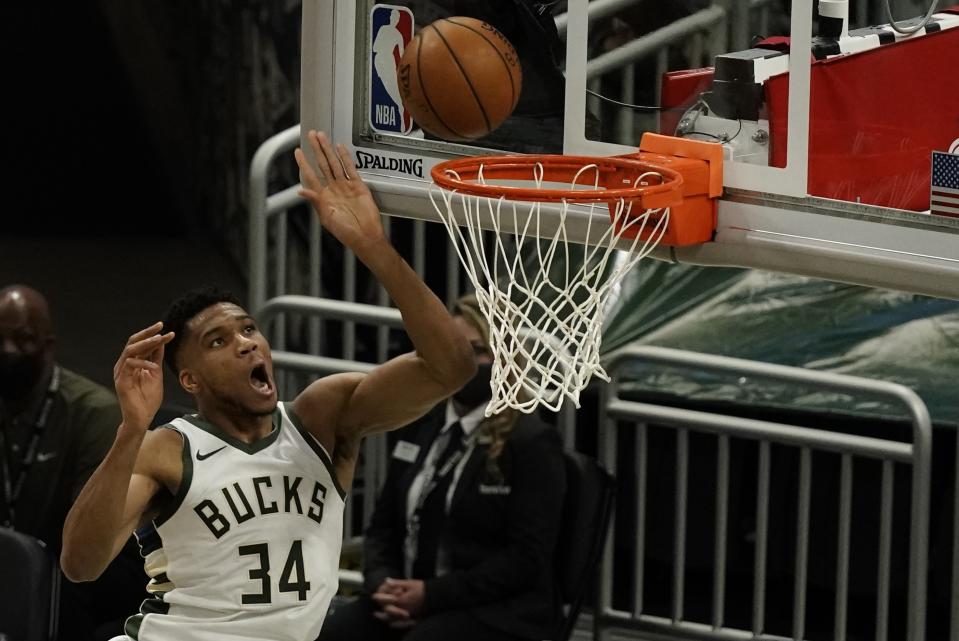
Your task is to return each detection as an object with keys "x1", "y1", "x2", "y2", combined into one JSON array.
[
  {"x1": 284, "y1": 404, "x2": 347, "y2": 501},
  {"x1": 183, "y1": 407, "x2": 282, "y2": 454},
  {"x1": 124, "y1": 595, "x2": 171, "y2": 640},
  {"x1": 153, "y1": 427, "x2": 193, "y2": 529}
]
